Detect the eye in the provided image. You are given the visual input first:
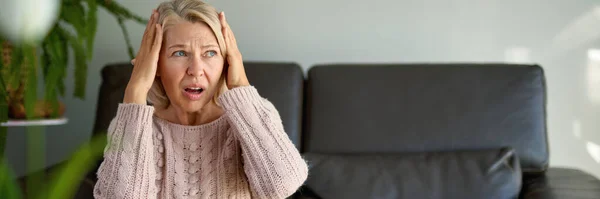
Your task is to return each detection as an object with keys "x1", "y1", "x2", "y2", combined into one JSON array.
[
  {"x1": 205, "y1": 50, "x2": 217, "y2": 57},
  {"x1": 172, "y1": 50, "x2": 186, "y2": 57}
]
